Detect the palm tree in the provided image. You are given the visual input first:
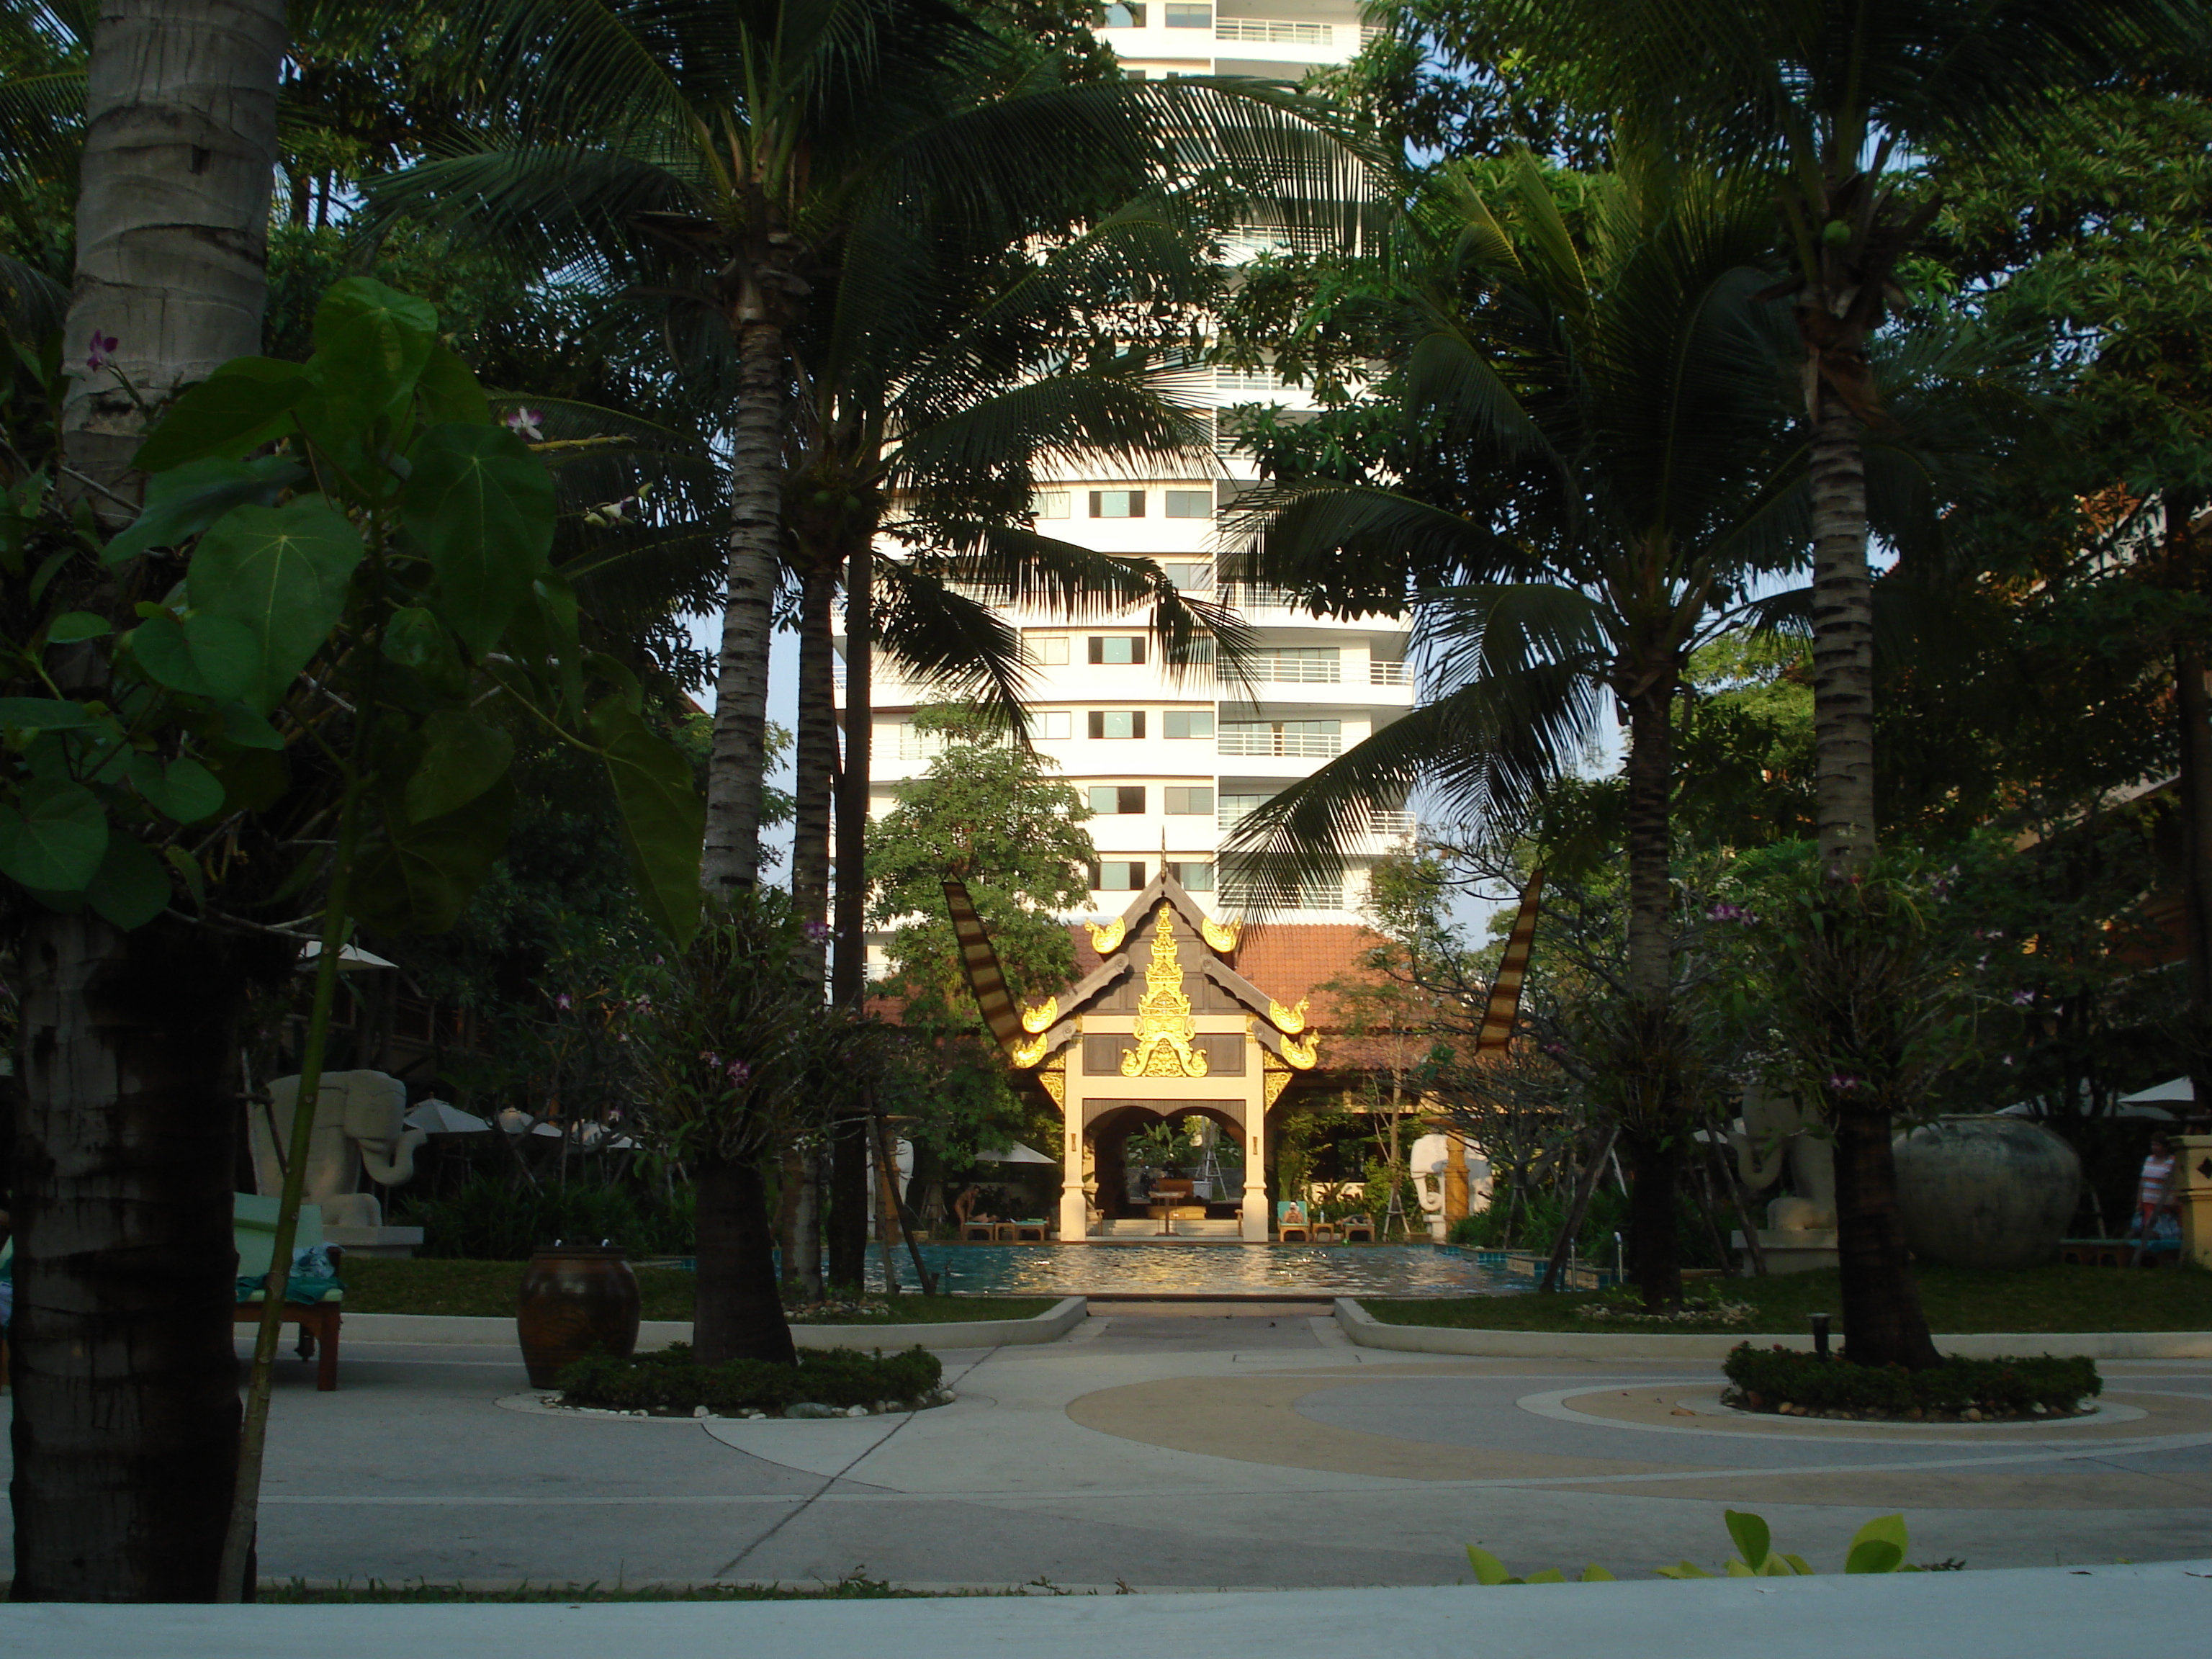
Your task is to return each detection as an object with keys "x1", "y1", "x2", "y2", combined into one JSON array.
[
  {"x1": 1475, "y1": 0, "x2": 2197, "y2": 1364},
  {"x1": 1226, "y1": 148, "x2": 1806, "y2": 1309},
  {"x1": 378, "y1": 0, "x2": 1367, "y2": 899}
]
